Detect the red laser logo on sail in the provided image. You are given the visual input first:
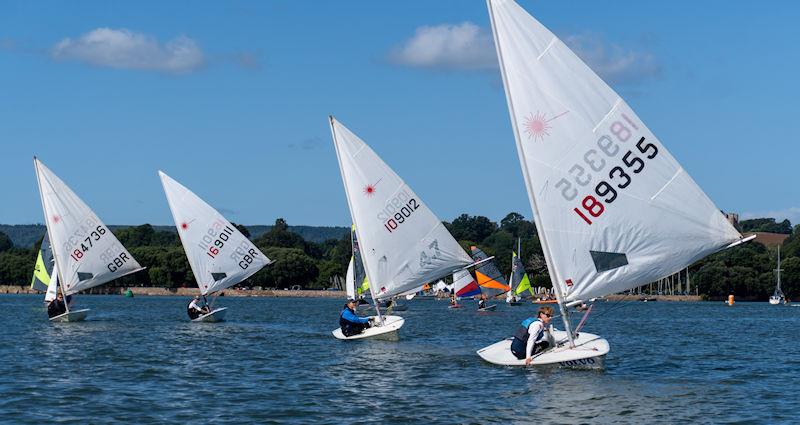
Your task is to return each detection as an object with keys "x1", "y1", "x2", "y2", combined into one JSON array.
[
  {"x1": 181, "y1": 222, "x2": 188, "y2": 230},
  {"x1": 52, "y1": 215, "x2": 61, "y2": 224},
  {"x1": 524, "y1": 110, "x2": 569, "y2": 141},
  {"x1": 363, "y1": 178, "x2": 381, "y2": 197}
]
